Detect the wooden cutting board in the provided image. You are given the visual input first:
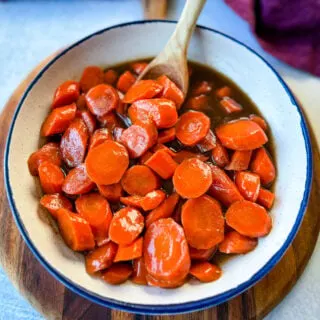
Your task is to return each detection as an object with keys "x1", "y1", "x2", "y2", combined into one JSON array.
[{"x1": 0, "y1": 54, "x2": 319, "y2": 320}]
